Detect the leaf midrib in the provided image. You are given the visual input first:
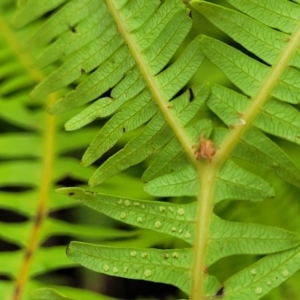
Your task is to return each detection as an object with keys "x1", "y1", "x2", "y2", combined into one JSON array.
[
  {"x1": 105, "y1": 0, "x2": 198, "y2": 167},
  {"x1": 213, "y1": 21, "x2": 300, "y2": 168}
]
